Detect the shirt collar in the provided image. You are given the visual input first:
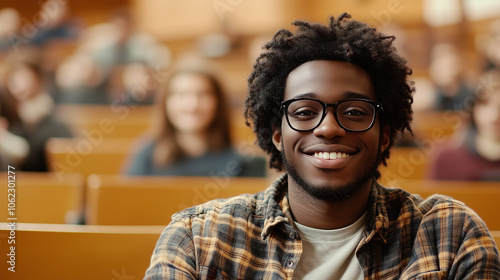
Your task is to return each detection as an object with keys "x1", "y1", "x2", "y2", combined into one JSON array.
[
  {"x1": 261, "y1": 173, "x2": 296, "y2": 239},
  {"x1": 260, "y1": 173, "x2": 392, "y2": 243},
  {"x1": 362, "y1": 181, "x2": 391, "y2": 244}
]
